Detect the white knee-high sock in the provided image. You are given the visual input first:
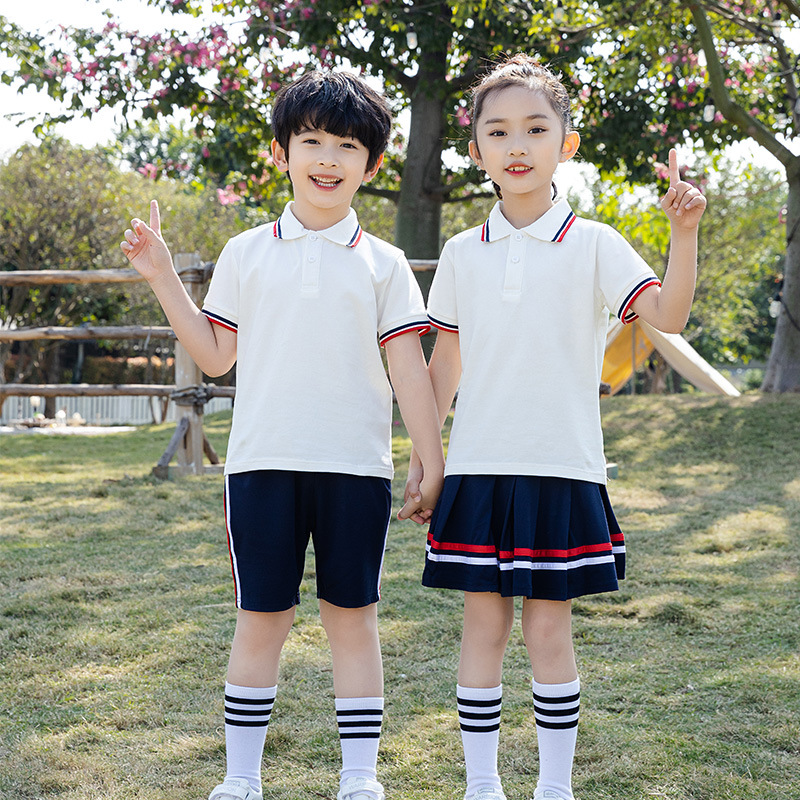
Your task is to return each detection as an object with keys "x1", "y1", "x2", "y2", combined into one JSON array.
[
  {"x1": 224, "y1": 682, "x2": 277, "y2": 793},
  {"x1": 336, "y1": 696, "x2": 384, "y2": 783},
  {"x1": 532, "y1": 678, "x2": 580, "y2": 800},
  {"x1": 457, "y1": 684, "x2": 504, "y2": 797}
]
